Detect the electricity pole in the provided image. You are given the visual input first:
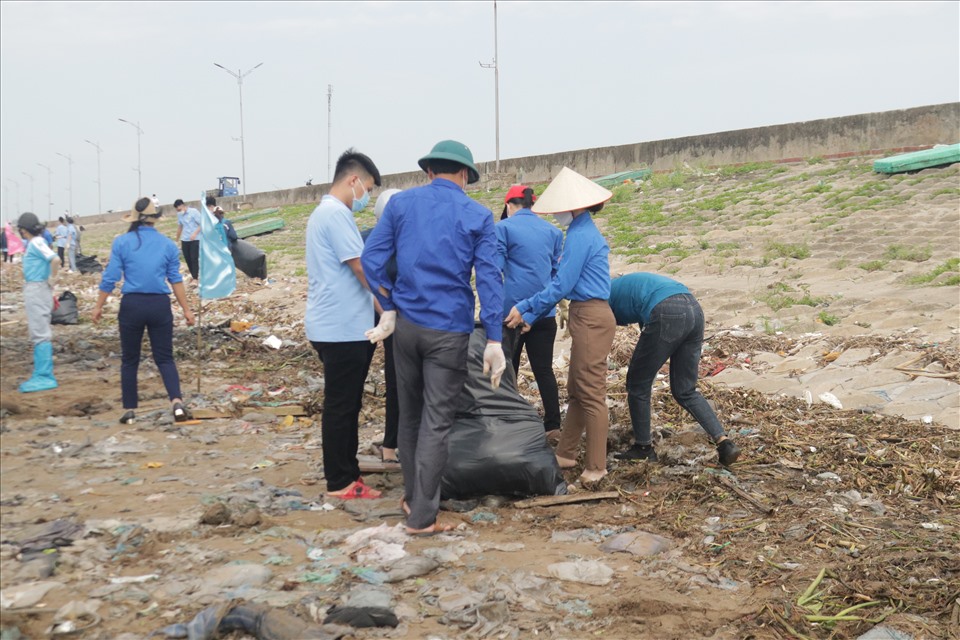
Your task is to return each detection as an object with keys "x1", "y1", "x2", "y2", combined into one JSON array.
[
  {"x1": 55, "y1": 152, "x2": 73, "y2": 214},
  {"x1": 37, "y1": 163, "x2": 52, "y2": 220},
  {"x1": 479, "y1": 0, "x2": 501, "y2": 172},
  {"x1": 21, "y1": 171, "x2": 34, "y2": 211},
  {"x1": 214, "y1": 62, "x2": 264, "y2": 197},
  {"x1": 85, "y1": 140, "x2": 103, "y2": 214},
  {"x1": 327, "y1": 84, "x2": 333, "y2": 183}
]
